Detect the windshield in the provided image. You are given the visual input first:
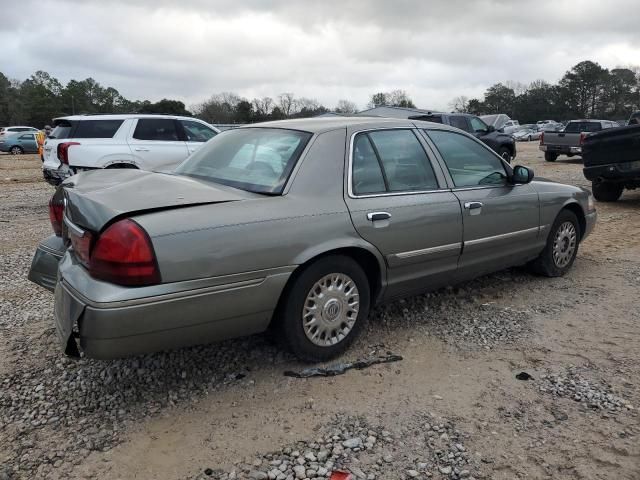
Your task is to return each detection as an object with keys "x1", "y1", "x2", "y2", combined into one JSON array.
[
  {"x1": 175, "y1": 128, "x2": 312, "y2": 194},
  {"x1": 564, "y1": 122, "x2": 602, "y2": 133}
]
